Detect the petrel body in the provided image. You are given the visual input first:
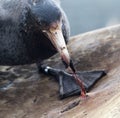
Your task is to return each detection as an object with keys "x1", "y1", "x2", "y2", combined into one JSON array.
[
  {"x1": 0, "y1": 0, "x2": 106, "y2": 98},
  {"x1": 0, "y1": 0, "x2": 70, "y2": 65}
]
